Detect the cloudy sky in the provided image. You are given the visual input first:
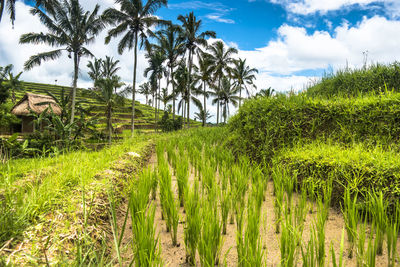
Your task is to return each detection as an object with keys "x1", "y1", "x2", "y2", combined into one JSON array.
[{"x1": 1, "y1": 0, "x2": 400, "y2": 121}]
